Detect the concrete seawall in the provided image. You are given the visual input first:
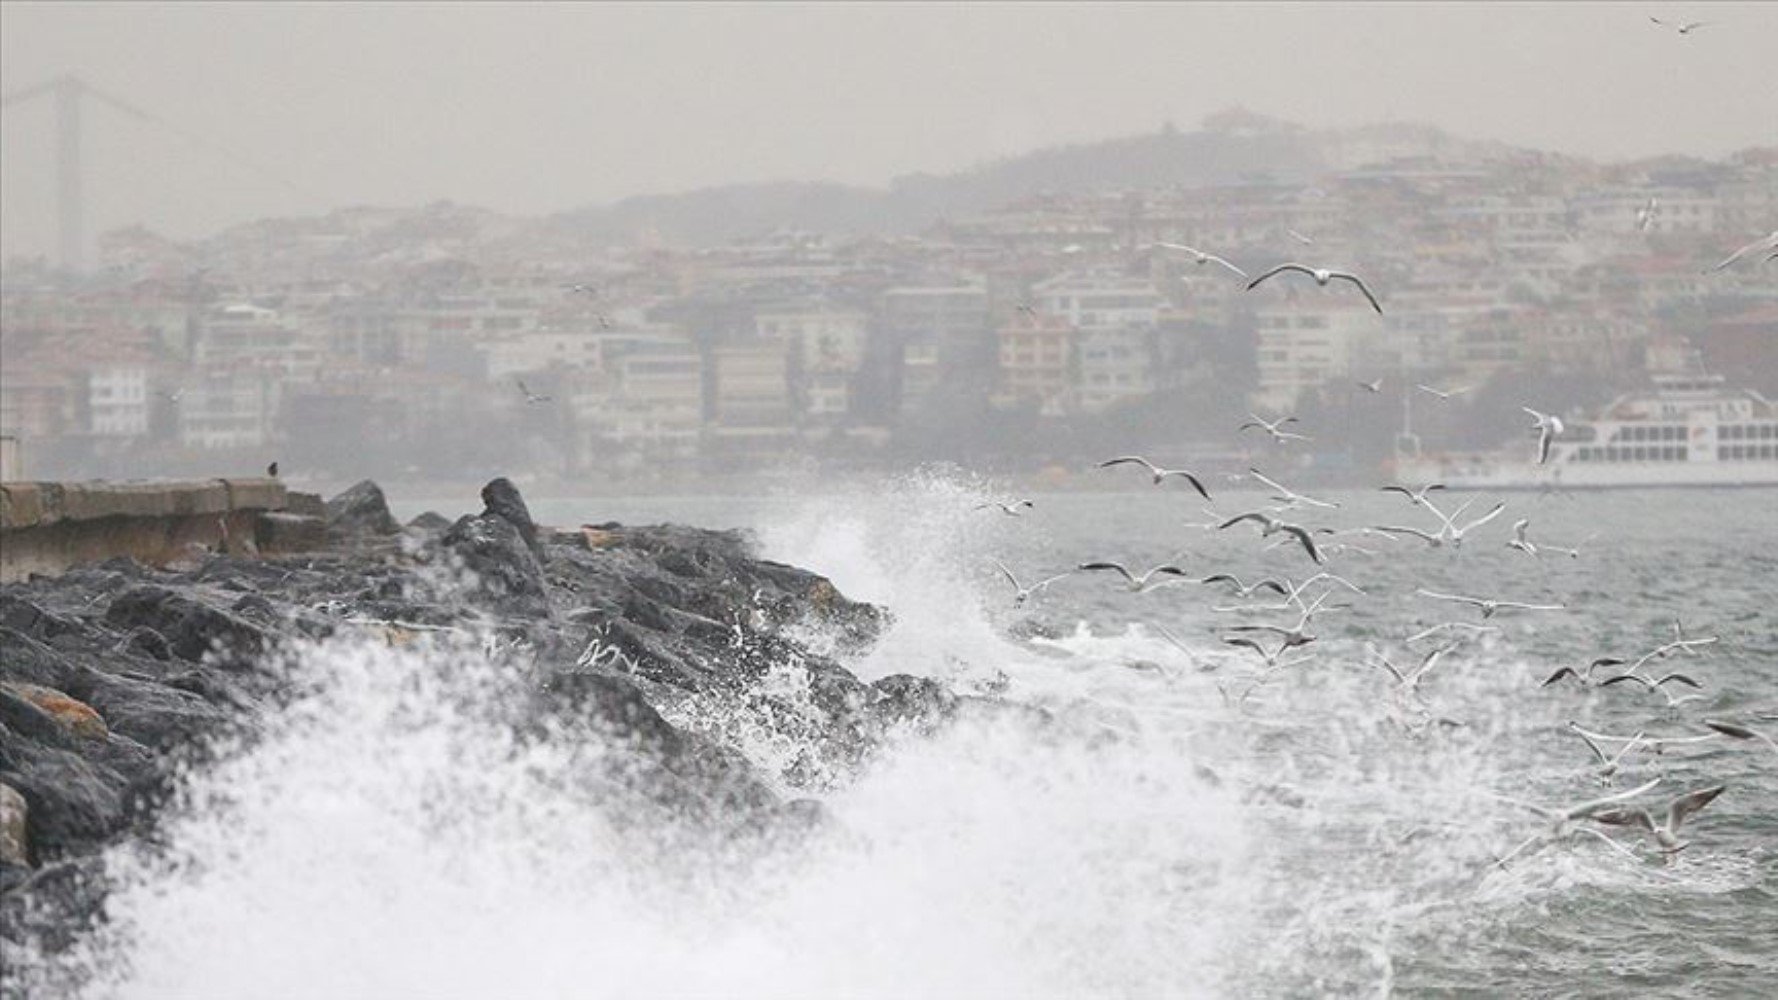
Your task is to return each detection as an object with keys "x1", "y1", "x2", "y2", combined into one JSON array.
[{"x1": 0, "y1": 479, "x2": 321, "y2": 582}]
